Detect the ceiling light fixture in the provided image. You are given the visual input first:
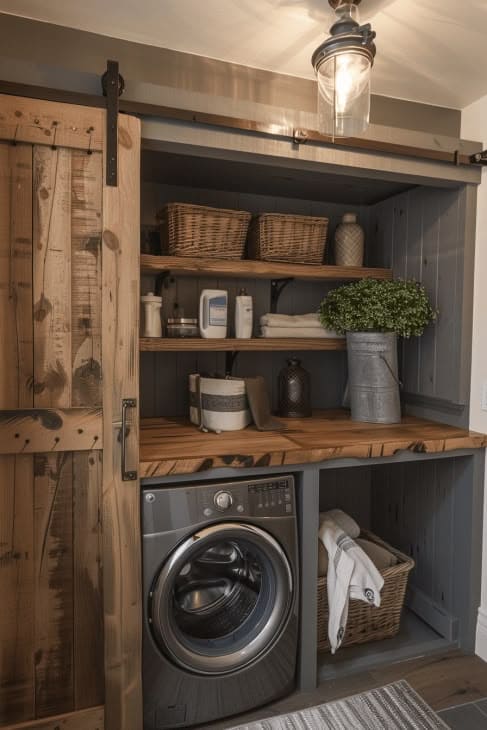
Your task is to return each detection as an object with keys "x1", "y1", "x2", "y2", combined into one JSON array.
[{"x1": 312, "y1": 0, "x2": 376, "y2": 139}]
